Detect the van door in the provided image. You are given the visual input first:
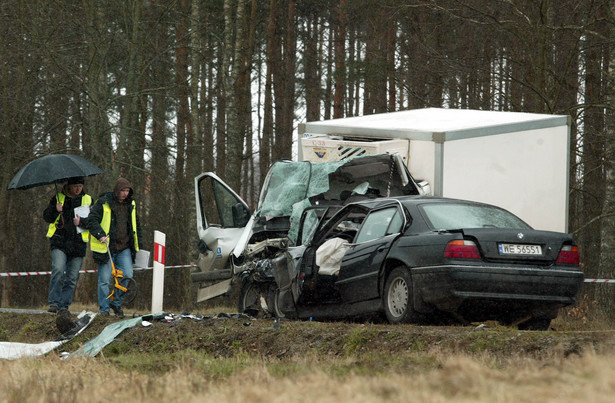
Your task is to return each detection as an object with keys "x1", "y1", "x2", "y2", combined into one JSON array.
[{"x1": 192, "y1": 172, "x2": 251, "y2": 302}]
